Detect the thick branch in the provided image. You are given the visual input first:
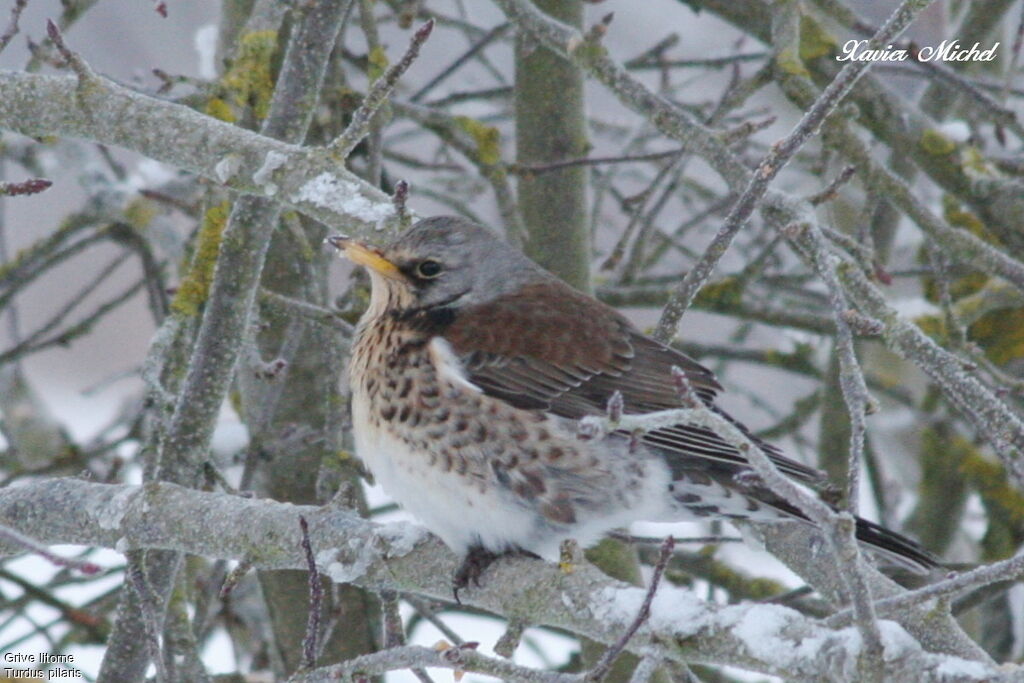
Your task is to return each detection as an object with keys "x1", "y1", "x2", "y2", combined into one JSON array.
[
  {"x1": 0, "y1": 478, "x2": 1013, "y2": 682},
  {"x1": 0, "y1": 71, "x2": 393, "y2": 233},
  {"x1": 514, "y1": 0, "x2": 591, "y2": 291}
]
